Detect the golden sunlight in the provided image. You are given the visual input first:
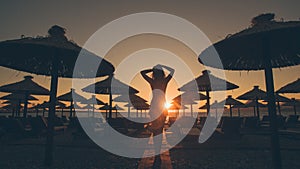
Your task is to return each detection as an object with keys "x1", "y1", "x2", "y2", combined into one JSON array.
[{"x1": 164, "y1": 102, "x2": 171, "y2": 109}]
